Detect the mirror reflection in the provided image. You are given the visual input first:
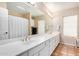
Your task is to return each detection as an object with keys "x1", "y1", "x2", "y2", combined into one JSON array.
[{"x1": 0, "y1": 2, "x2": 50, "y2": 41}]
